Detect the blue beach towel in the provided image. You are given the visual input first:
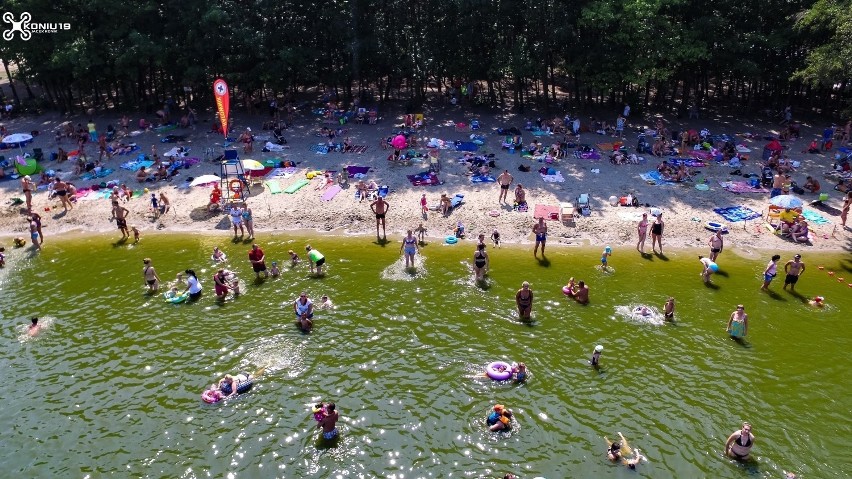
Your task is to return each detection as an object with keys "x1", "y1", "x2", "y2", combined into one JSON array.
[
  {"x1": 470, "y1": 175, "x2": 496, "y2": 183},
  {"x1": 713, "y1": 206, "x2": 761, "y2": 222},
  {"x1": 801, "y1": 209, "x2": 830, "y2": 225},
  {"x1": 455, "y1": 142, "x2": 478, "y2": 152}
]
